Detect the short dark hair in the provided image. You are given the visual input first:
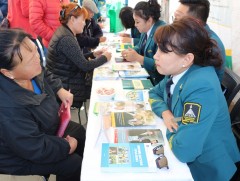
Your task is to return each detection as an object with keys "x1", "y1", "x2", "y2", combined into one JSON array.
[
  {"x1": 179, "y1": 0, "x2": 210, "y2": 23},
  {"x1": 154, "y1": 16, "x2": 222, "y2": 68},
  {"x1": 0, "y1": 29, "x2": 32, "y2": 70},
  {"x1": 119, "y1": 7, "x2": 135, "y2": 29},
  {"x1": 134, "y1": 0, "x2": 161, "y2": 22}
]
